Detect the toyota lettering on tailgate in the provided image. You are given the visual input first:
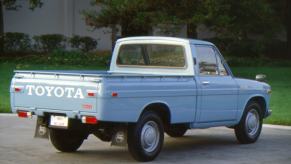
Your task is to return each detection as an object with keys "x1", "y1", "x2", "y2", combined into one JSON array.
[{"x1": 25, "y1": 85, "x2": 85, "y2": 99}]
